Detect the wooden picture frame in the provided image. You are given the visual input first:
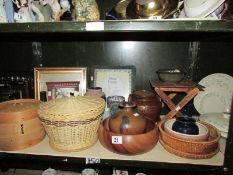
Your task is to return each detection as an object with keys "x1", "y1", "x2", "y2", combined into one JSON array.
[{"x1": 34, "y1": 67, "x2": 87, "y2": 101}]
